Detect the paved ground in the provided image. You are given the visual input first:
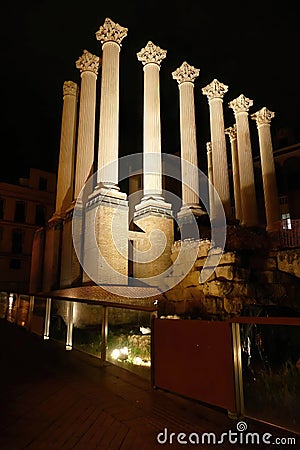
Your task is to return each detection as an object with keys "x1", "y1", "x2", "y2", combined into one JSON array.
[{"x1": 0, "y1": 319, "x2": 298, "y2": 449}]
